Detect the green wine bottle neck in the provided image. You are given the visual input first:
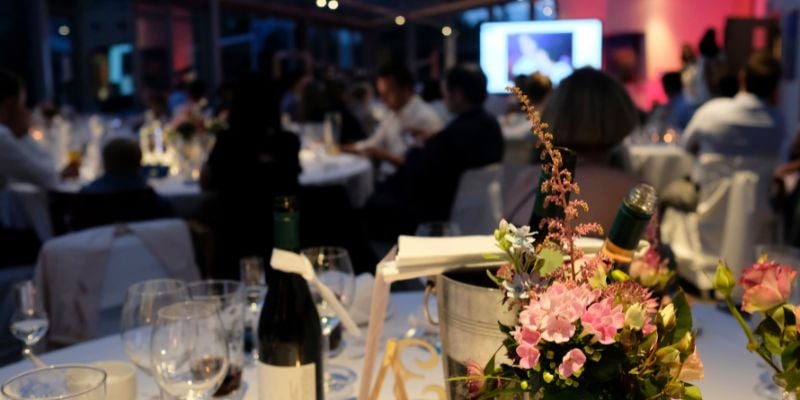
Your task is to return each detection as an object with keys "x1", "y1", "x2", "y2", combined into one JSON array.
[
  {"x1": 606, "y1": 184, "x2": 657, "y2": 251},
  {"x1": 273, "y1": 196, "x2": 299, "y2": 252}
]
